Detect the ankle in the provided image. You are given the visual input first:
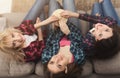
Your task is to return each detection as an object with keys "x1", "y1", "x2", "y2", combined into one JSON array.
[{"x1": 99, "y1": 0, "x2": 103, "y2": 3}]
